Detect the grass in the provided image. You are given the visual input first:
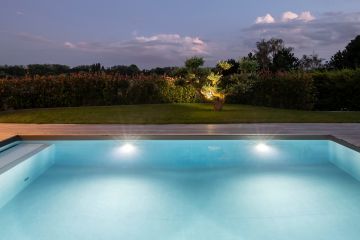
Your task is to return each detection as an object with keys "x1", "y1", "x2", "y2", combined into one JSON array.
[{"x1": 0, "y1": 104, "x2": 359, "y2": 124}]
